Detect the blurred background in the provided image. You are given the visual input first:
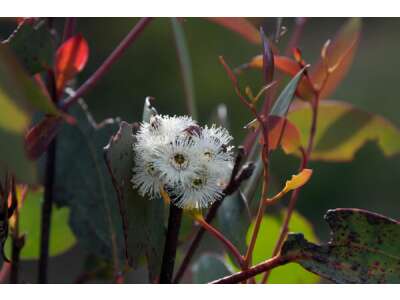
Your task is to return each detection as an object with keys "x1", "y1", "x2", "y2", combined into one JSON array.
[{"x1": 1, "y1": 17, "x2": 399, "y2": 283}]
